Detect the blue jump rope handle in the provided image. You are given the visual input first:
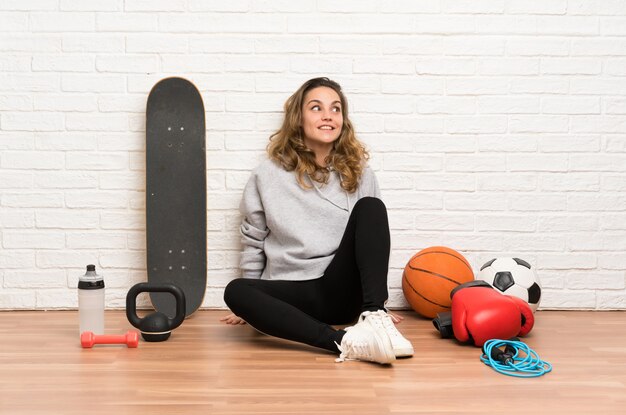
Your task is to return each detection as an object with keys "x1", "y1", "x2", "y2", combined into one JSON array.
[{"x1": 485, "y1": 343, "x2": 513, "y2": 364}]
